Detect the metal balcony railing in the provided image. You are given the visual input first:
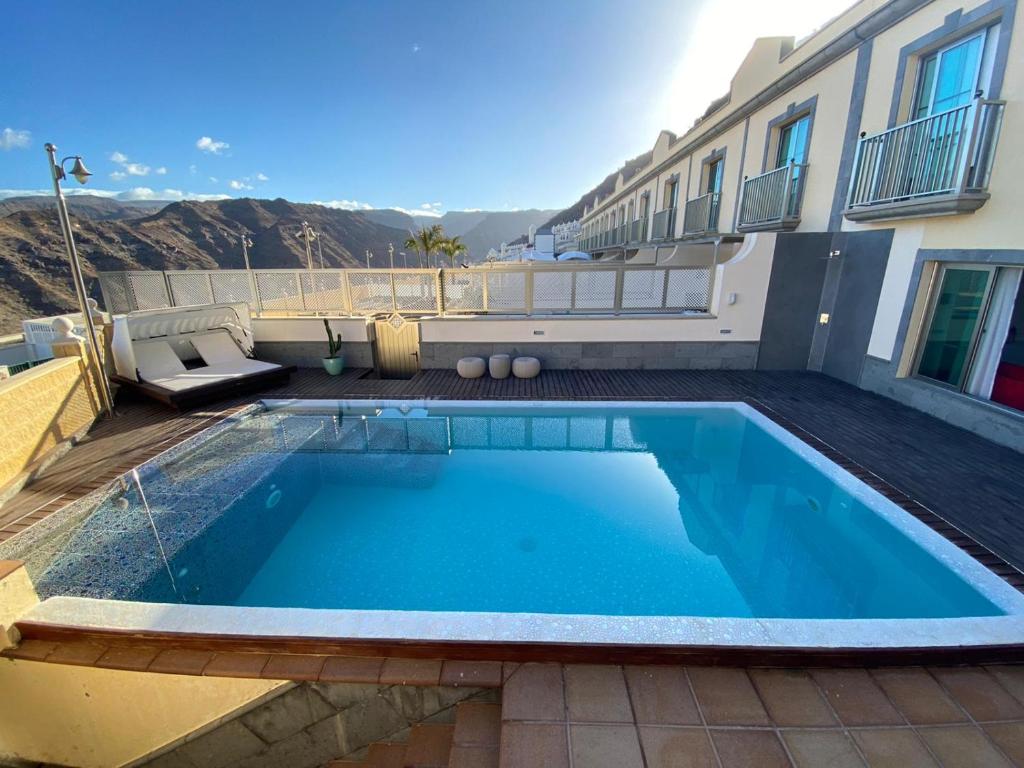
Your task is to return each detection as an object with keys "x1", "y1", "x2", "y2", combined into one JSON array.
[
  {"x1": 651, "y1": 208, "x2": 677, "y2": 240},
  {"x1": 683, "y1": 192, "x2": 721, "y2": 235},
  {"x1": 615, "y1": 224, "x2": 627, "y2": 245},
  {"x1": 628, "y1": 218, "x2": 647, "y2": 242},
  {"x1": 845, "y1": 98, "x2": 1005, "y2": 218},
  {"x1": 97, "y1": 264, "x2": 717, "y2": 317},
  {"x1": 738, "y1": 162, "x2": 806, "y2": 231}
]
